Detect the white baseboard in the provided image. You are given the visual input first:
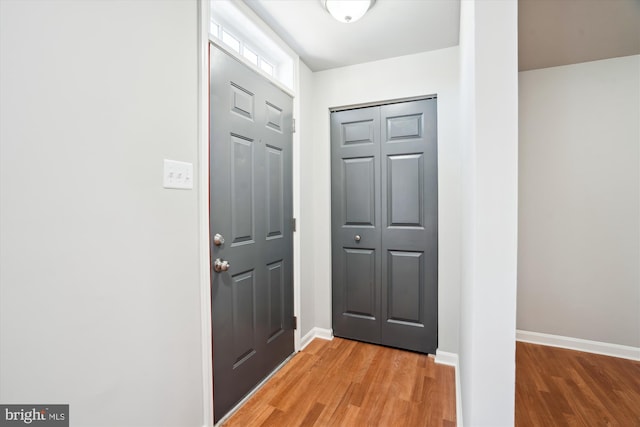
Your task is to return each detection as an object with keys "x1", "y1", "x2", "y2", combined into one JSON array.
[
  {"x1": 434, "y1": 349, "x2": 457, "y2": 366},
  {"x1": 300, "y1": 327, "x2": 334, "y2": 350},
  {"x1": 516, "y1": 330, "x2": 640, "y2": 361},
  {"x1": 435, "y1": 350, "x2": 462, "y2": 427}
]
